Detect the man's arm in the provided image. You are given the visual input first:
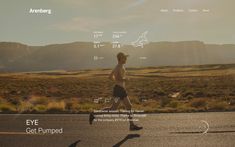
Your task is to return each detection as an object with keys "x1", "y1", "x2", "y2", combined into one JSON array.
[{"x1": 108, "y1": 69, "x2": 115, "y2": 81}]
